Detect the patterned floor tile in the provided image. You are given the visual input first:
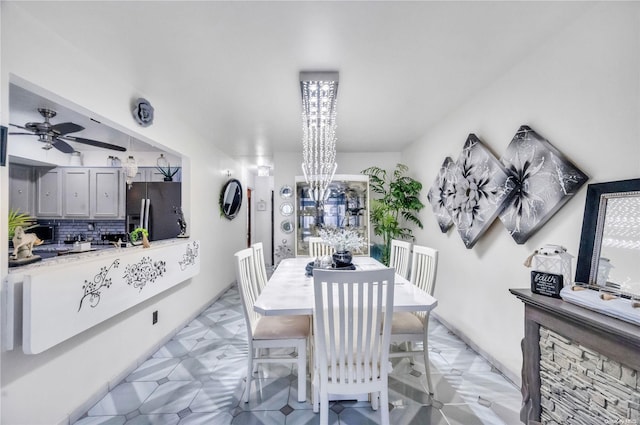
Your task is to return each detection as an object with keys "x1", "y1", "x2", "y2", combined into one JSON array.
[{"x1": 73, "y1": 286, "x2": 521, "y2": 425}]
